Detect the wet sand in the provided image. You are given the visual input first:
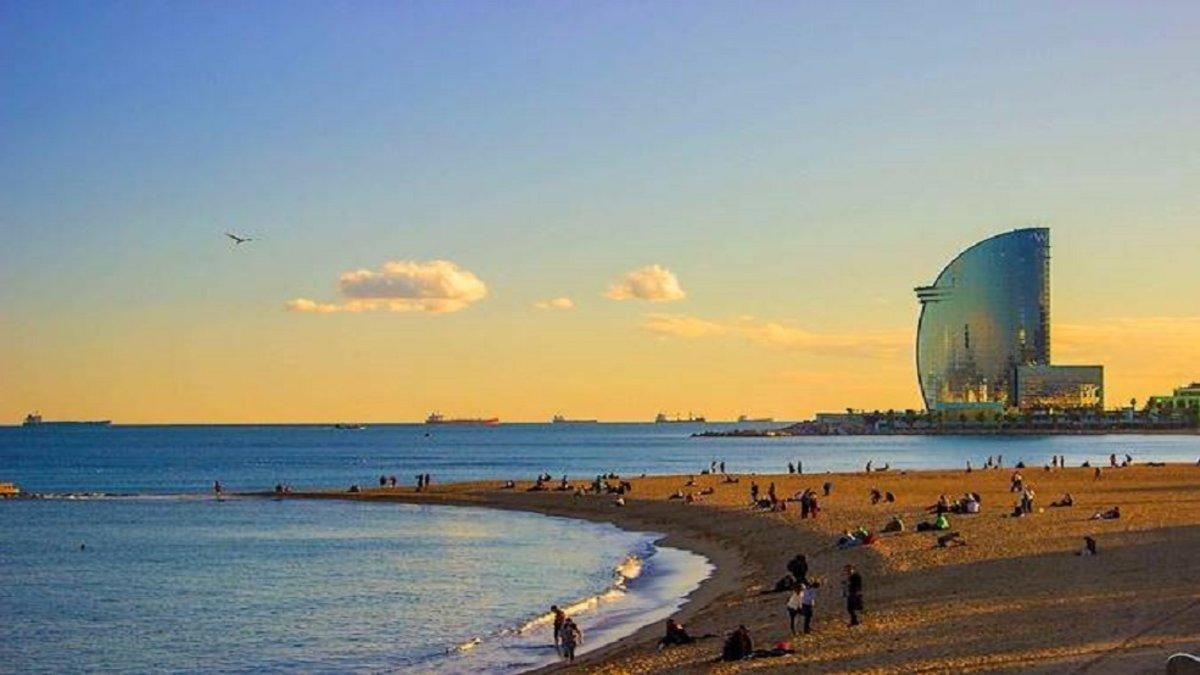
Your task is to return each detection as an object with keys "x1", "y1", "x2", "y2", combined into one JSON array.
[{"x1": 284, "y1": 463, "x2": 1200, "y2": 673}]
